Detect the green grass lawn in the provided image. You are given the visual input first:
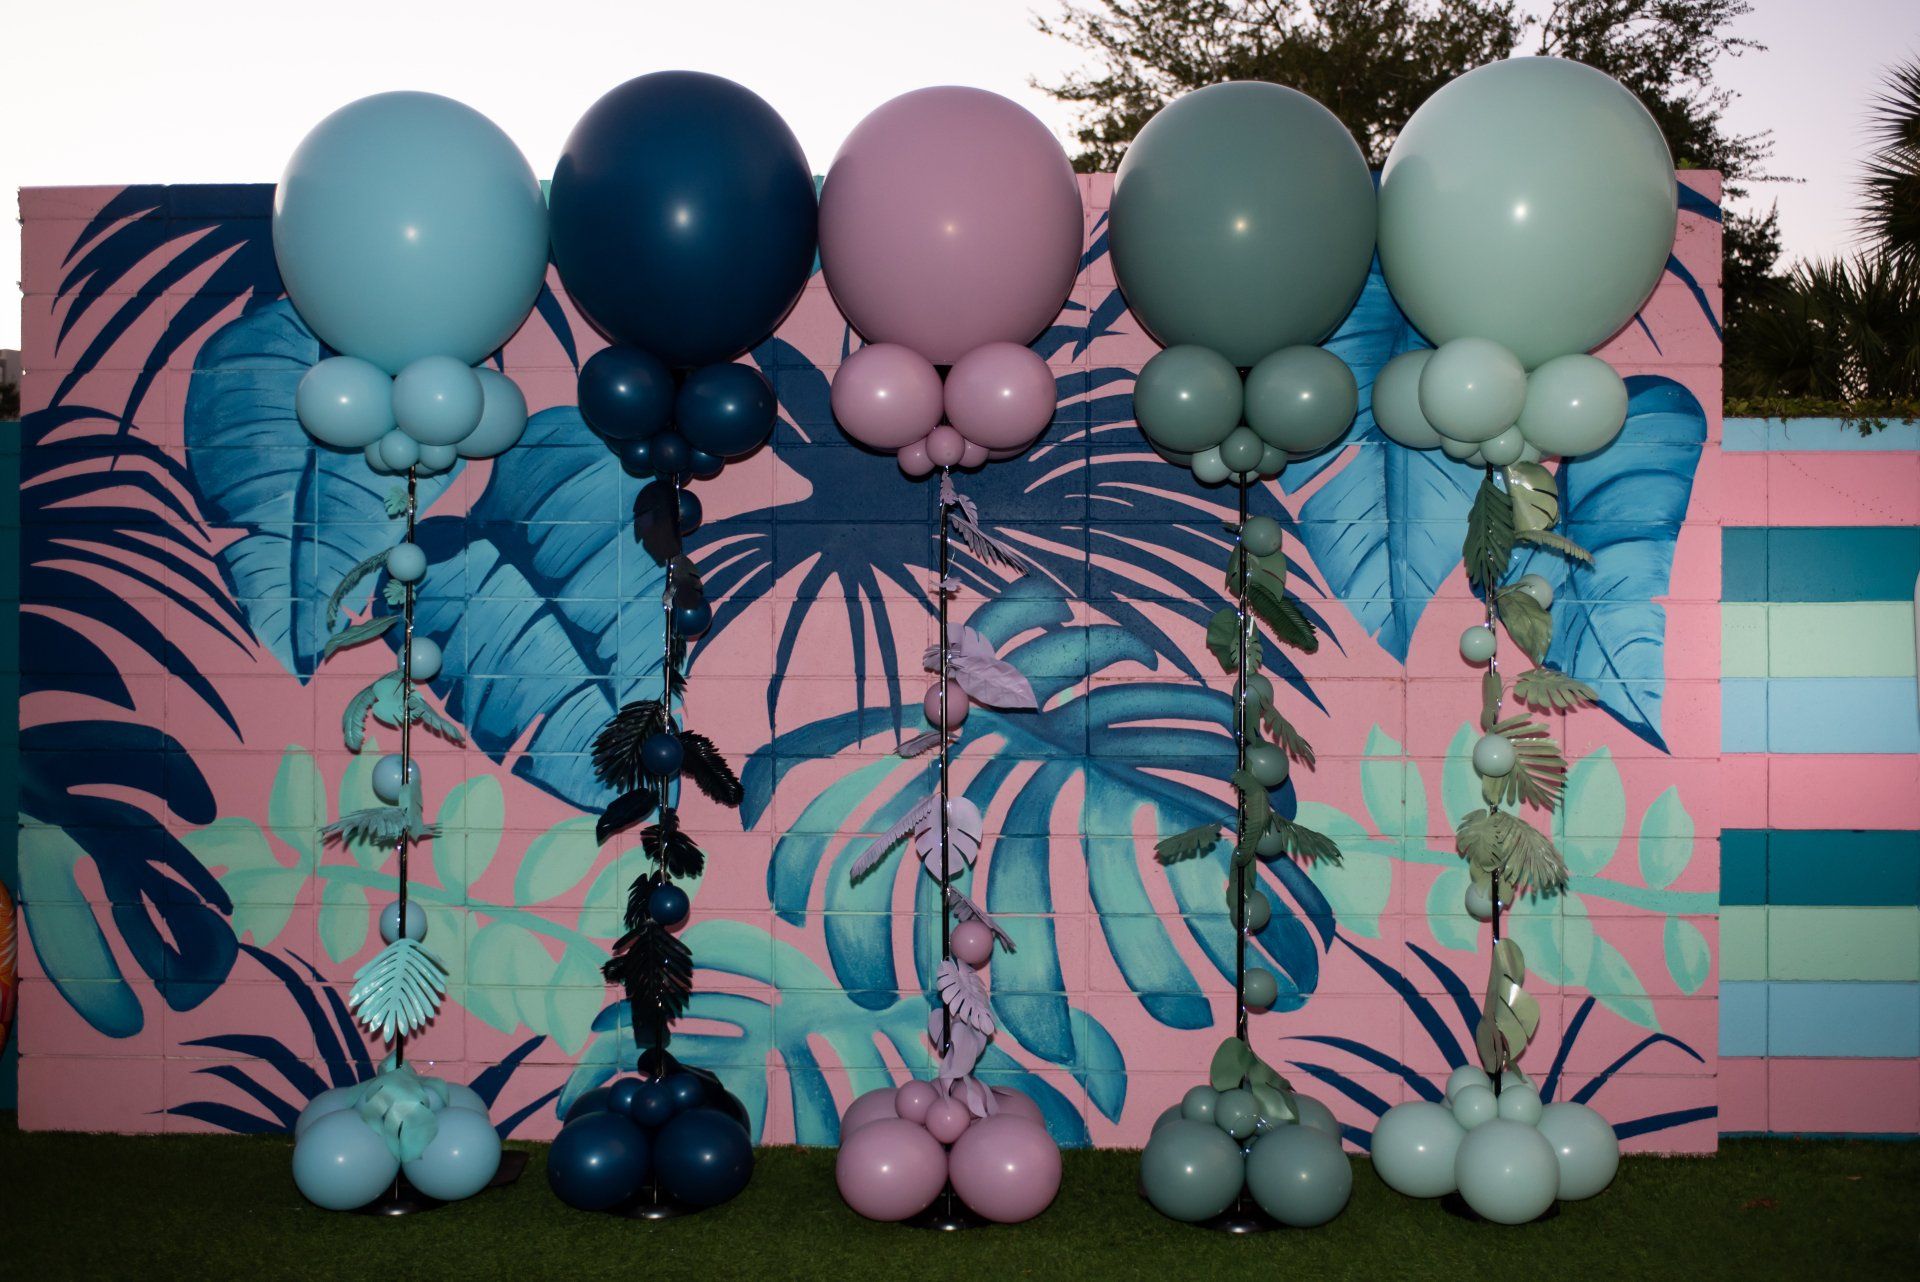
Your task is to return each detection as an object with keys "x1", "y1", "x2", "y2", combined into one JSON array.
[{"x1": 2, "y1": 1120, "x2": 1914, "y2": 1279}]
